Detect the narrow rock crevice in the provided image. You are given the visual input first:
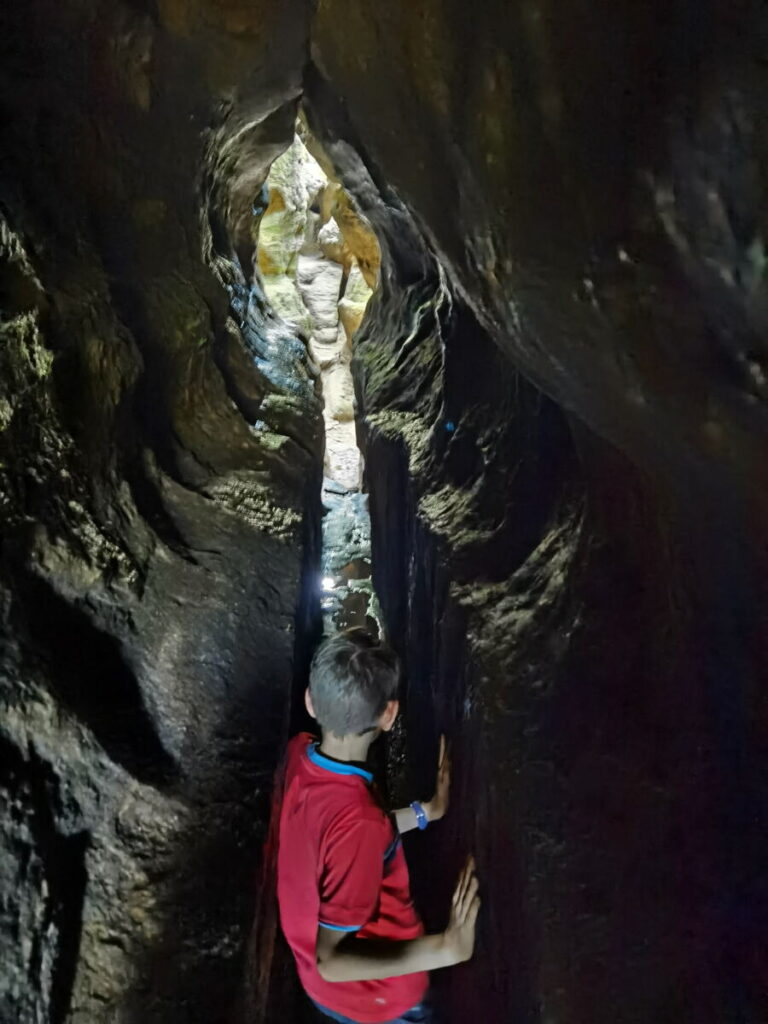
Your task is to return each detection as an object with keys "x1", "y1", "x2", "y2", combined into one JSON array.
[
  {"x1": 2, "y1": 4, "x2": 768, "y2": 1023},
  {"x1": 255, "y1": 120, "x2": 380, "y2": 637}
]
